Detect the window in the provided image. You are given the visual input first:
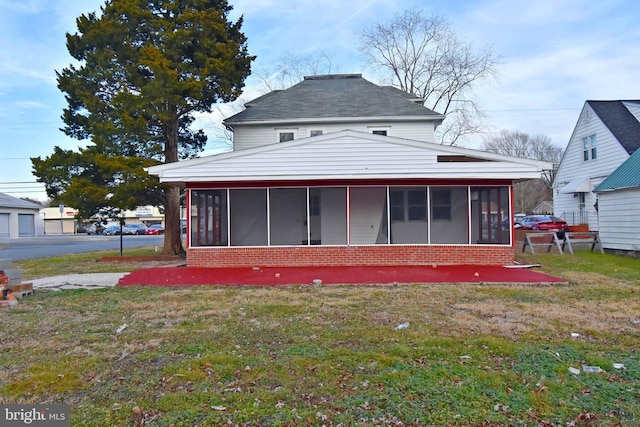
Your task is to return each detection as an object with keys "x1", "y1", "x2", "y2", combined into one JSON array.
[
  {"x1": 371, "y1": 130, "x2": 387, "y2": 136},
  {"x1": 279, "y1": 132, "x2": 294, "y2": 142},
  {"x1": 582, "y1": 135, "x2": 596, "y2": 161},
  {"x1": 407, "y1": 190, "x2": 427, "y2": 220},
  {"x1": 310, "y1": 130, "x2": 323, "y2": 137},
  {"x1": 389, "y1": 189, "x2": 426, "y2": 221},
  {"x1": 309, "y1": 194, "x2": 320, "y2": 216},
  {"x1": 278, "y1": 129, "x2": 297, "y2": 142},
  {"x1": 390, "y1": 191, "x2": 404, "y2": 221},
  {"x1": 431, "y1": 190, "x2": 451, "y2": 220}
]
